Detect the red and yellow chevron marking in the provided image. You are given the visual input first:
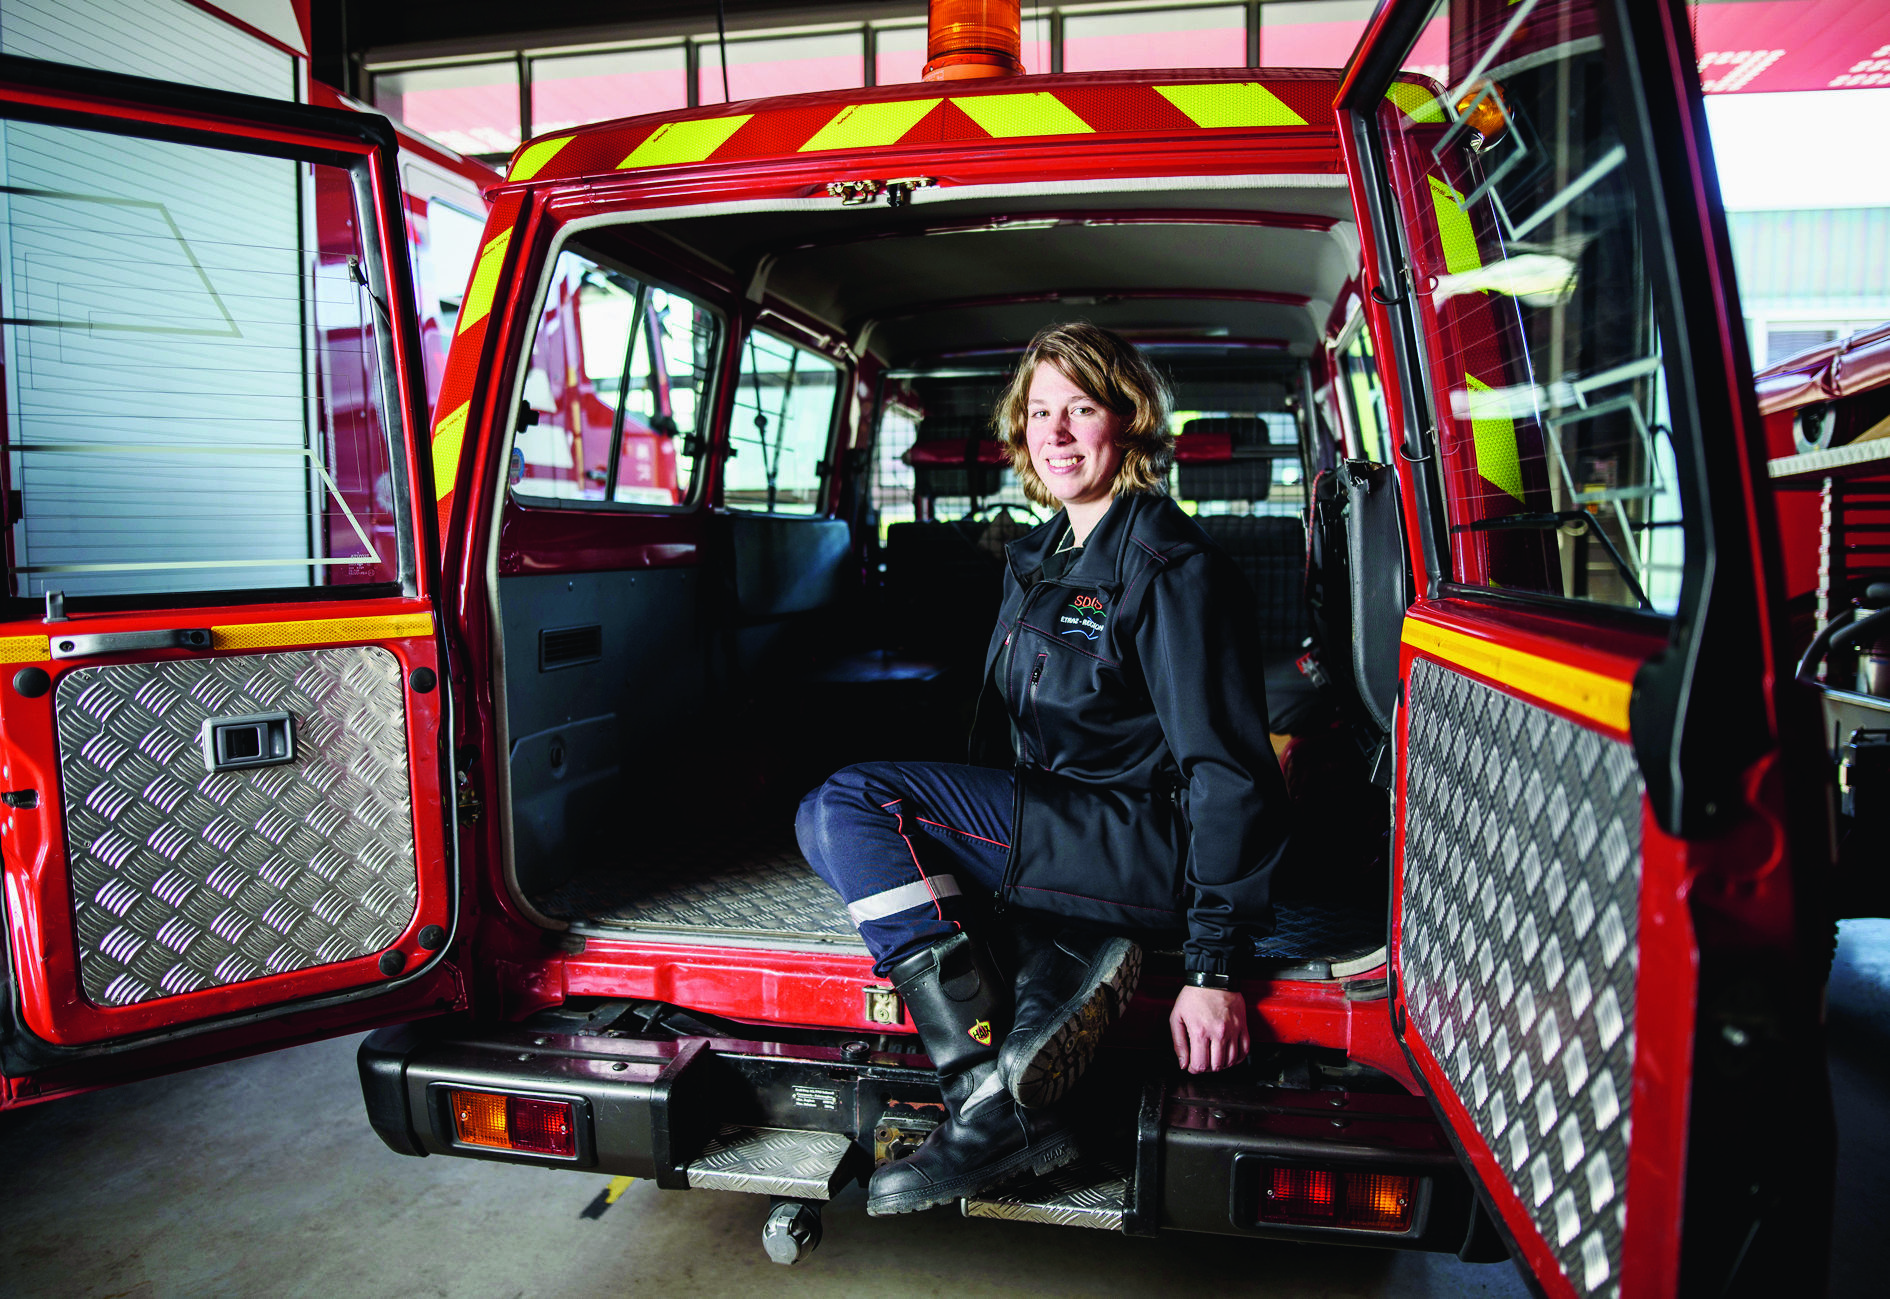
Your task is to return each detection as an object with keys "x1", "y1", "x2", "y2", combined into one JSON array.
[
  {"x1": 429, "y1": 190, "x2": 528, "y2": 540},
  {"x1": 502, "y1": 75, "x2": 1338, "y2": 186}
]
